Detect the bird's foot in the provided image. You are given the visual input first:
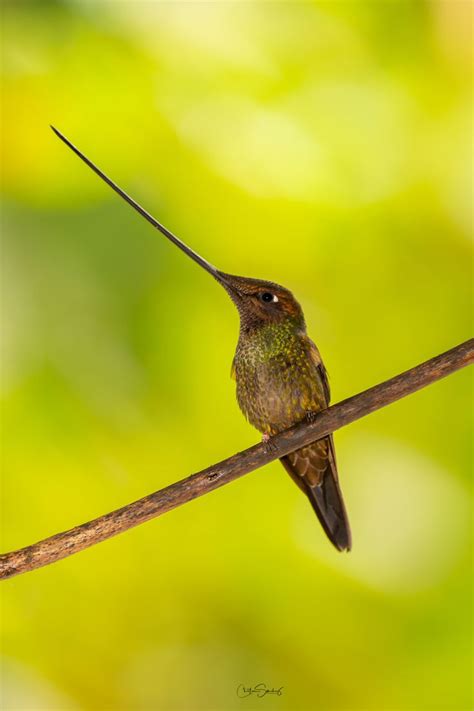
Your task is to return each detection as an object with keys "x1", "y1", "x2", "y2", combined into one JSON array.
[
  {"x1": 262, "y1": 433, "x2": 278, "y2": 454},
  {"x1": 306, "y1": 410, "x2": 318, "y2": 423}
]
